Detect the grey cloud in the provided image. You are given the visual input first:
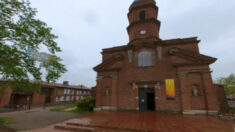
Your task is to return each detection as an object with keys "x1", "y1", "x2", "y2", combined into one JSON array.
[{"x1": 29, "y1": 0, "x2": 235, "y2": 86}]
